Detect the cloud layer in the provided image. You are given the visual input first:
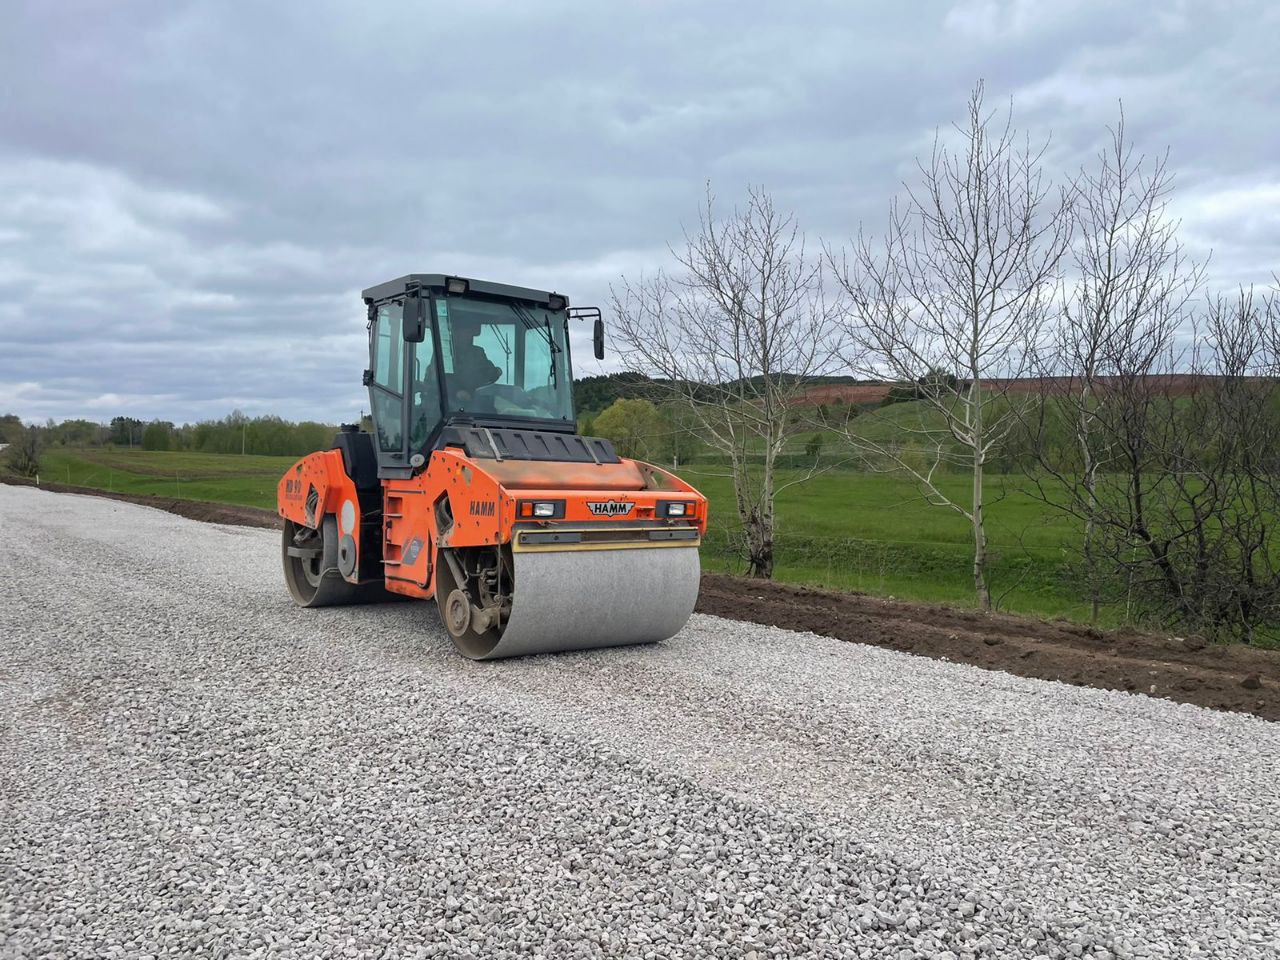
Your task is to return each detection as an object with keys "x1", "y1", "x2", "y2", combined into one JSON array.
[{"x1": 2, "y1": 0, "x2": 1278, "y2": 423}]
